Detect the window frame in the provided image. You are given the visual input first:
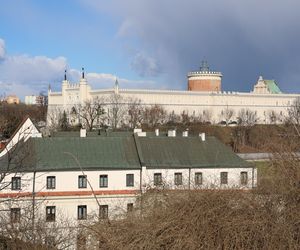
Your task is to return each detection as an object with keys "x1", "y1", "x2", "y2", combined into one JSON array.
[
  {"x1": 46, "y1": 206, "x2": 56, "y2": 222},
  {"x1": 220, "y1": 172, "x2": 228, "y2": 185},
  {"x1": 11, "y1": 177, "x2": 21, "y2": 190},
  {"x1": 46, "y1": 176, "x2": 56, "y2": 189},
  {"x1": 78, "y1": 175, "x2": 87, "y2": 189},
  {"x1": 99, "y1": 205, "x2": 109, "y2": 219},
  {"x1": 78, "y1": 205, "x2": 87, "y2": 220},
  {"x1": 174, "y1": 172, "x2": 183, "y2": 186},
  {"x1": 240, "y1": 171, "x2": 248, "y2": 186},
  {"x1": 10, "y1": 208, "x2": 21, "y2": 223},
  {"x1": 99, "y1": 175, "x2": 108, "y2": 188},
  {"x1": 195, "y1": 172, "x2": 203, "y2": 186},
  {"x1": 154, "y1": 173, "x2": 162, "y2": 186},
  {"x1": 126, "y1": 174, "x2": 134, "y2": 187}
]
